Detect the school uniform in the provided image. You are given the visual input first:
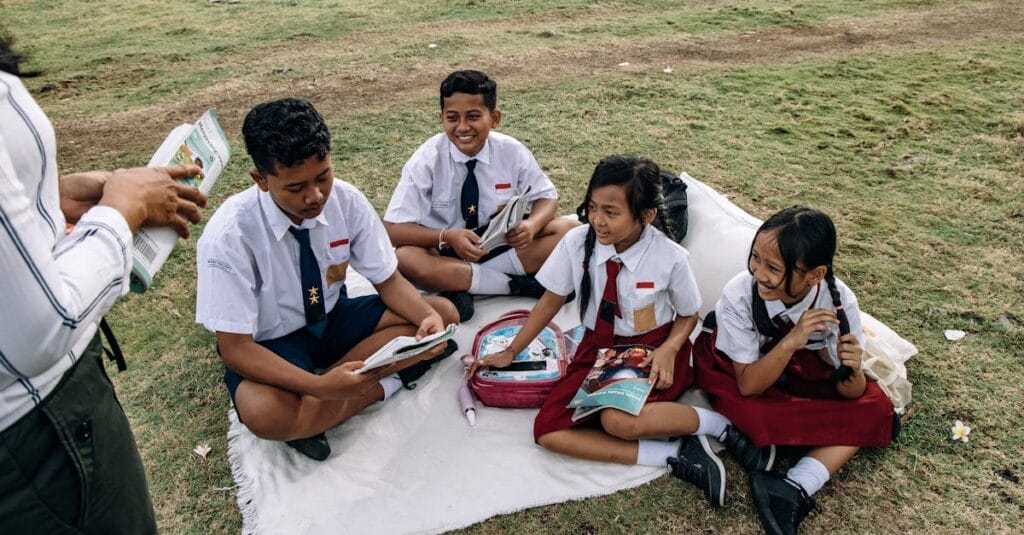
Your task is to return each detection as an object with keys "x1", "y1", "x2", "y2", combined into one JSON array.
[
  {"x1": 693, "y1": 271, "x2": 895, "y2": 448},
  {"x1": 383, "y1": 131, "x2": 557, "y2": 232},
  {"x1": 196, "y1": 179, "x2": 396, "y2": 403},
  {"x1": 532, "y1": 224, "x2": 702, "y2": 440}
]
